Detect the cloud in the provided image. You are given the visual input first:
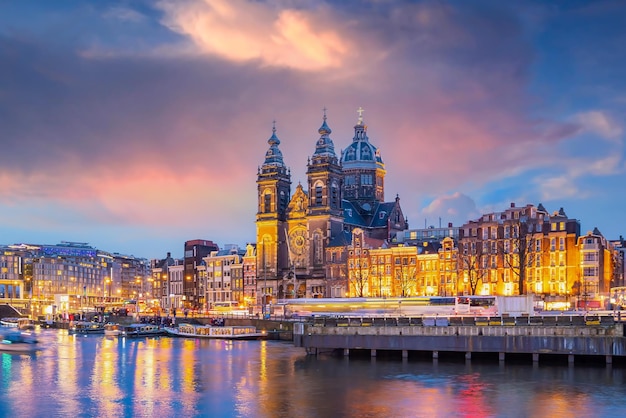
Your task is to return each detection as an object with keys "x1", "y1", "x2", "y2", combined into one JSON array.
[
  {"x1": 103, "y1": 7, "x2": 146, "y2": 23},
  {"x1": 157, "y1": 0, "x2": 352, "y2": 71},
  {"x1": 415, "y1": 192, "x2": 481, "y2": 228},
  {"x1": 574, "y1": 110, "x2": 623, "y2": 141},
  {"x1": 534, "y1": 175, "x2": 585, "y2": 202}
]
